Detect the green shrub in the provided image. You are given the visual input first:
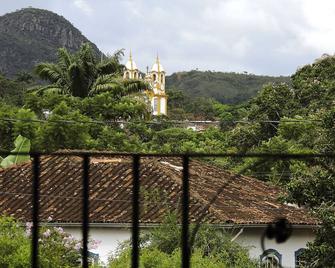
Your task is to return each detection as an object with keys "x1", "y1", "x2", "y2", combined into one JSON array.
[
  {"x1": 108, "y1": 213, "x2": 257, "y2": 268},
  {"x1": 0, "y1": 216, "x2": 100, "y2": 267}
]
